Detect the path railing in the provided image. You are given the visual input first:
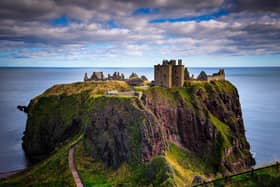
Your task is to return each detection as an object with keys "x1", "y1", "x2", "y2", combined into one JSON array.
[{"x1": 193, "y1": 161, "x2": 279, "y2": 187}]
